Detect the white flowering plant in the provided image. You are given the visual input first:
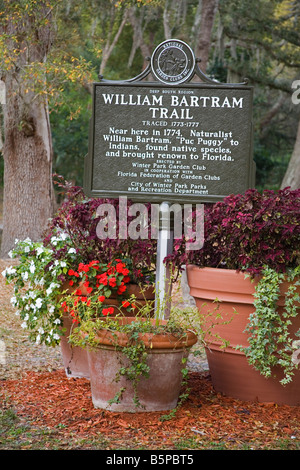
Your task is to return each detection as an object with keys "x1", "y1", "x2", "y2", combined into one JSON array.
[
  {"x1": 2, "y1": 178, "x2": 158, "y2": 348},
  {"x1": 2, "y1": 235, "x2": 81, "y2": 346}
]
